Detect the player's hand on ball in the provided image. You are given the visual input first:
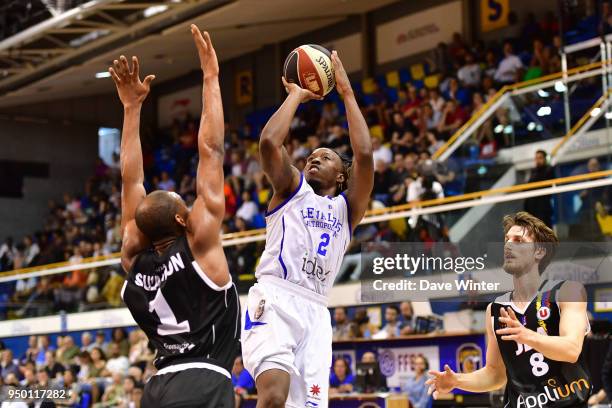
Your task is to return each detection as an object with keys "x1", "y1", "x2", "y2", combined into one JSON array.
[
  {"x1": 281, "y1": 76, "x2": 322, "y2": 103},
  {"x1": 109, "y1": 55, "x2": 155, "y2": 108},
  {"x1": 426, "y1": 364, "x2": 457, "y2": 399},
  {"x1": 496, "y1": 307, "x2": 536, "y2": 344},
  {"x1": 191, "y1": 24, "x2": 219, "y2": 79},
  {"x1": 331, "y1": 50, "x2": 352, "y2": 97}
]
